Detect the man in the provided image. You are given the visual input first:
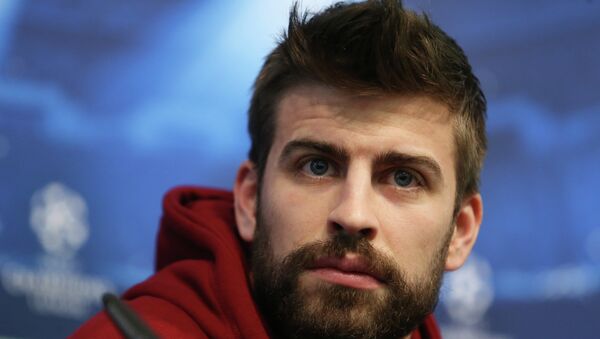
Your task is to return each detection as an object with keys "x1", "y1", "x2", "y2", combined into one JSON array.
[{"x1": 72, "y1": 0, "x2": 485, "y2": 338}]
